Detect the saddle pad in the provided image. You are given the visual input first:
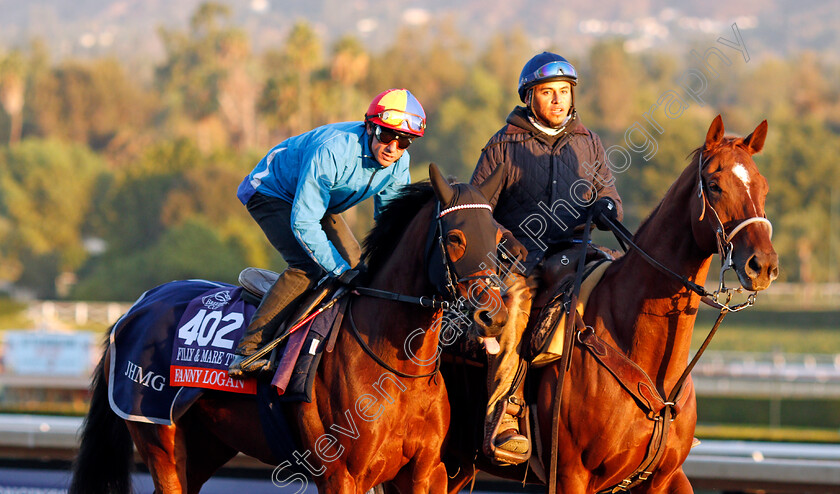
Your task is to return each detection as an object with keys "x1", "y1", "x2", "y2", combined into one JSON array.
[
  {"x1": 273, "y1": 301, "x2": 341, "y2": 402},
  {"x1": 169, "y1": 285, "x2": 257, "y2": 394},
  {"x1": 530, "y1": 261, "x2": 612, "y2": 367},
  {"x1": 108, "y1": 280, "x2": 256, "y2": 424}
]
